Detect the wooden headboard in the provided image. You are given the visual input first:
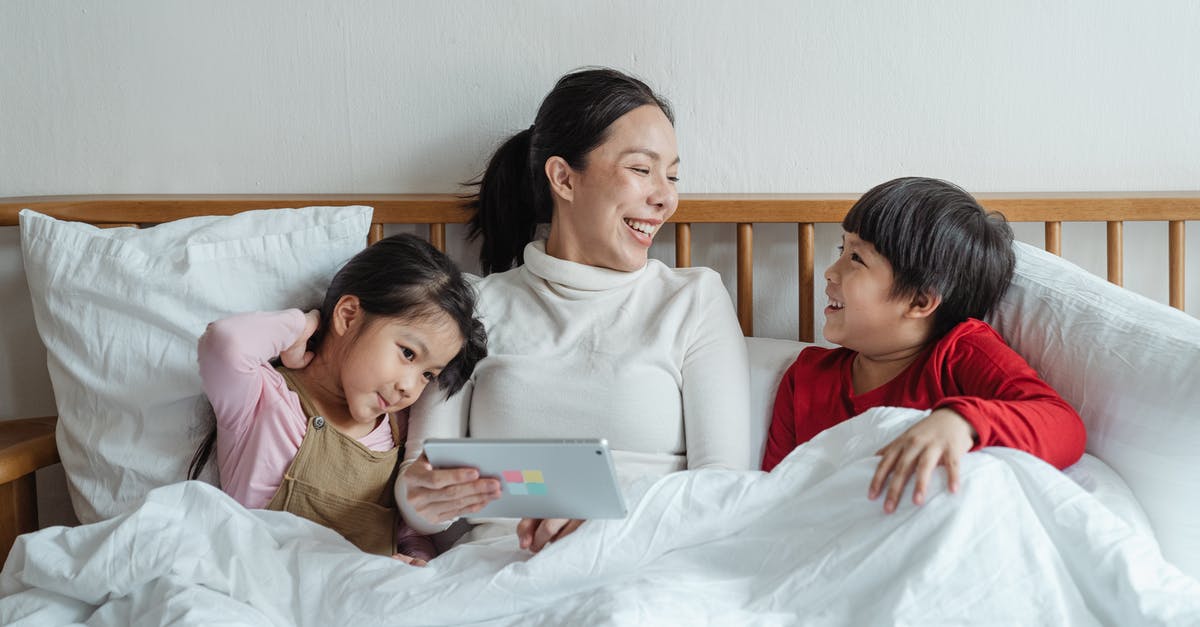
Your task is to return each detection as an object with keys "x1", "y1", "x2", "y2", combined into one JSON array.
[{"x1": 2, "y1": 192, "x2": 1198, "y2": 341}]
